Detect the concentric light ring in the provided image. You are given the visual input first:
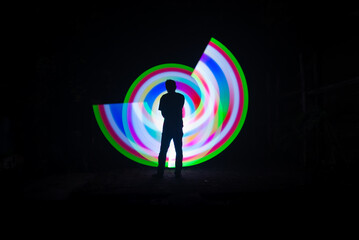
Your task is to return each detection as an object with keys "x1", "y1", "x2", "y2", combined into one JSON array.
[{"x1": 93, "y1": 38, "x2": 248, "y2": 167}]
